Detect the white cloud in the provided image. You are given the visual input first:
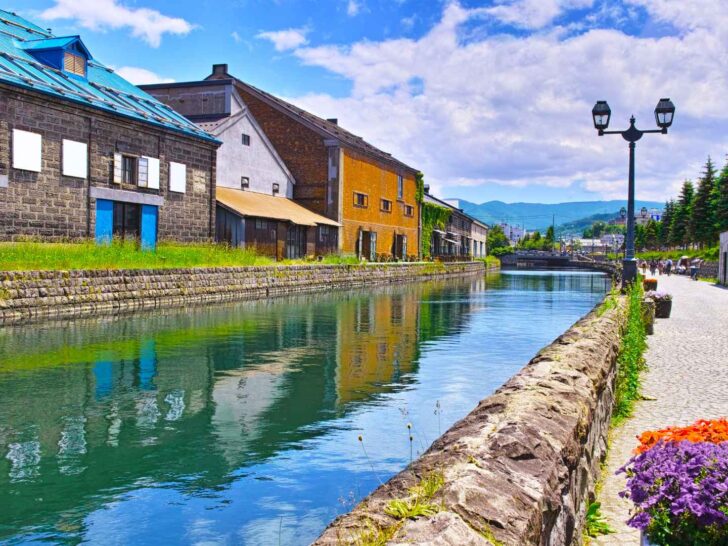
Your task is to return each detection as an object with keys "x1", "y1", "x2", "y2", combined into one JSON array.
[
  {"x1": 256, "y1": 27, "x2": 309, "y2": 51},
  {"x1": 40, "y1": 0, "x2": 194, "y2": 47},
  {"x1": 486, "y1": 0, "x2": 595, "y2": 30},
  {"x1": 284, "y1": 0, "x2": 728, "y2": 202},
  {"x1": 347, "y1": 0, "x2": 364, "y2": 17},
  {"x1": 231, "y1": 31, "x2": 241, "y2": 43},
  {"x1": 115, "y1": 66, "x2": 174, "y2": 85}
]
